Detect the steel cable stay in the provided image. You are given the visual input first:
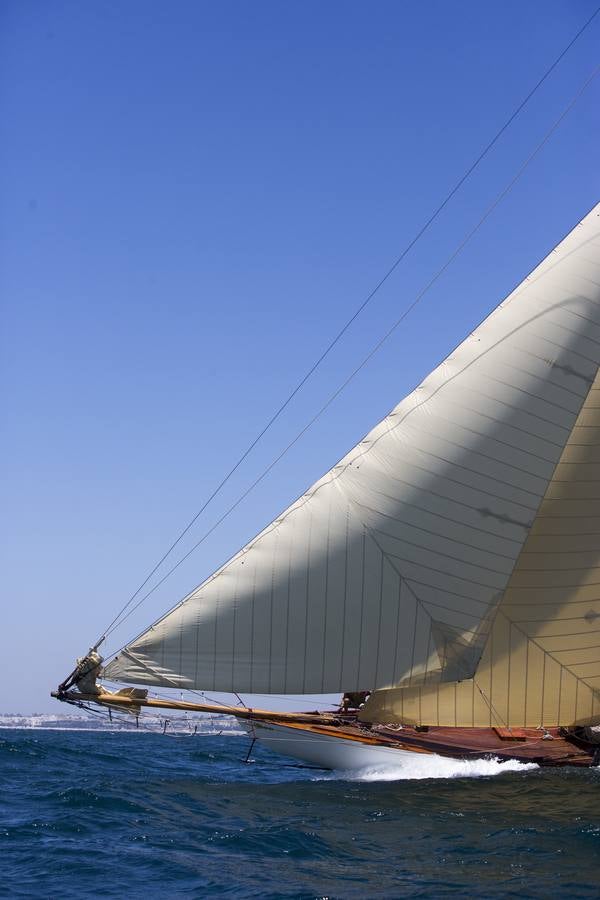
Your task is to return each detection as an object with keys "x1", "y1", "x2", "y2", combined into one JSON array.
[
  {"x1": 99, "y1": 60, "x2": 600, "y2": 668},
  {"x1": 60, "y1": 696, "x2": 221, "y2": 733},
  {"x1": 61, "y1": 681, "x2": 256, "y2": 730},
  {"x1": 90, "y1": 6, "x2": 600, "y2": 653}
]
